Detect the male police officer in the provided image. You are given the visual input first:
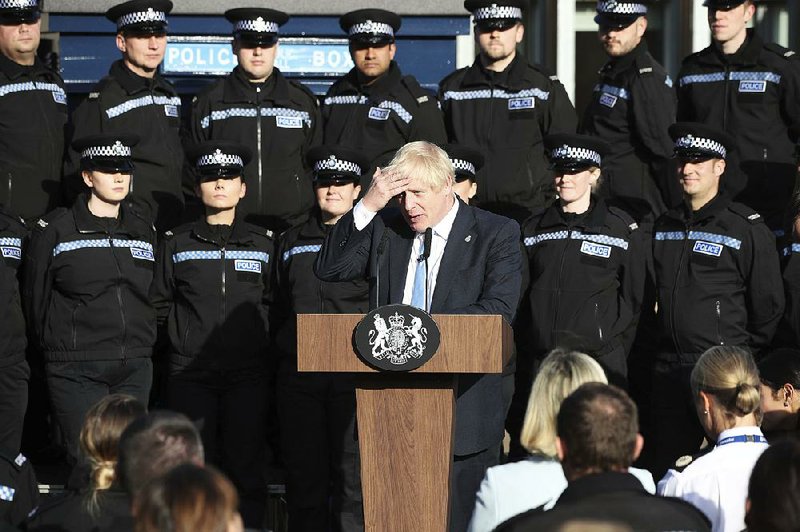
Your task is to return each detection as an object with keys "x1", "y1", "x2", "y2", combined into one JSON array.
[
  {"x1": 188, "y1": 8, "x2": 321, "y2": 233},
  {"x1": 65, "y1": 0, "x2": 183, "y2": 232},
  {"x1": 648, "y1": 122, "x2": 784, "y2": 477},
  {"x1": 581, "y1": 0, "x2": 677, "y2": 216},
  {"x1": 677, "y1": 0, "x2": 800, "y2": 232},
  {"x1": 0, "y1": 0, "x2": 66, "y2": 222},
  {"x1": 439, "y1": 0, "x2": 576, "y2": 223},
  {"x1": 321, "y1": 9, "x2": 447, "y2": 173}
]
